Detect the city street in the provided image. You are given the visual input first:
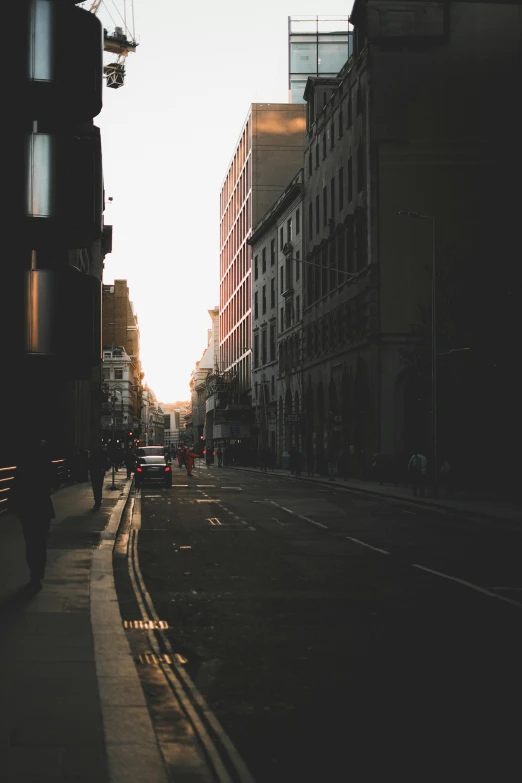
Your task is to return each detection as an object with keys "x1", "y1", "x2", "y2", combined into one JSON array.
[{"x1": 117, "y1": 464, "x2": 522, "y2": 782}]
